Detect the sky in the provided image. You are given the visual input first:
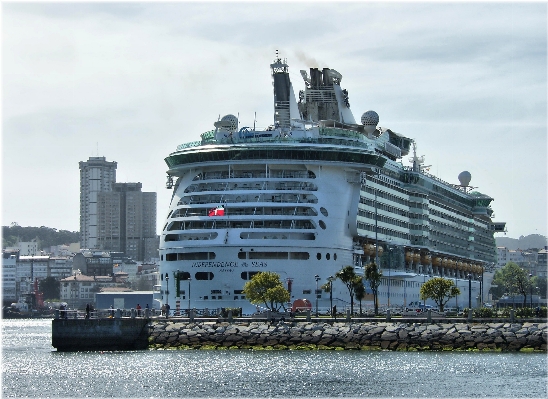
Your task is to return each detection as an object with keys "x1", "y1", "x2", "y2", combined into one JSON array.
[{"x1": 2, "y1": 2, "x2": 547, "y2": 241}]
